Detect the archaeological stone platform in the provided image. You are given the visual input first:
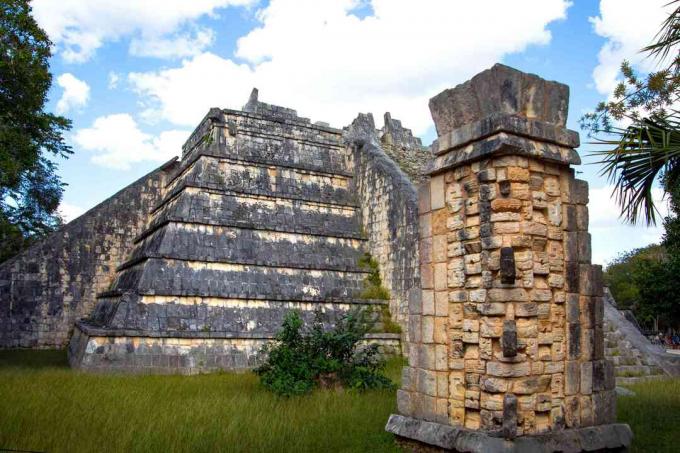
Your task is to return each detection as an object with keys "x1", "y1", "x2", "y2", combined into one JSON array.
[{"x1": 63, "y1": 91, "x2": 427, "y2": 373}]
